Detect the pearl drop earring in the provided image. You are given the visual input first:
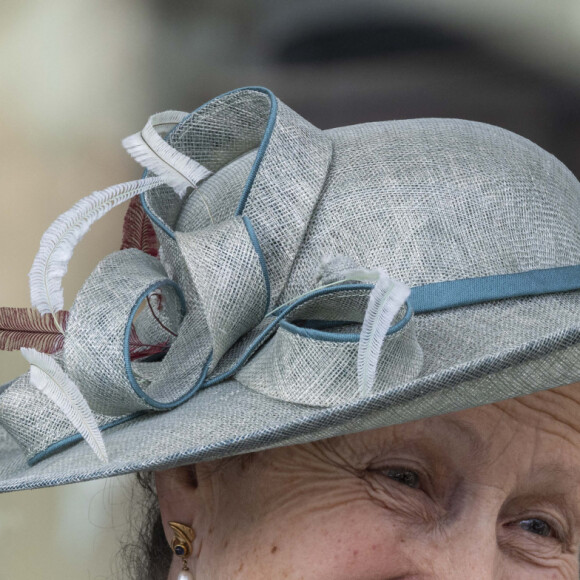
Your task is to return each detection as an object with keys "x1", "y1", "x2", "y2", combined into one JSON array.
[{"x1": 169, "y1": 521, "x2": 196, "y2": 580}]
